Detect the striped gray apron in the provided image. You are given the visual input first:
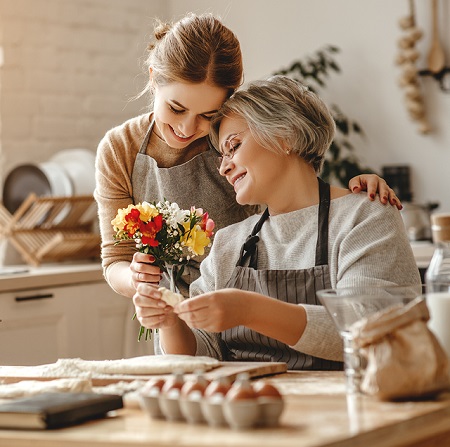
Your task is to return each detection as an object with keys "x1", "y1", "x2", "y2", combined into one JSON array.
[{"x1": 221, "y1": 178, "x2": 343, "y2": 370}]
